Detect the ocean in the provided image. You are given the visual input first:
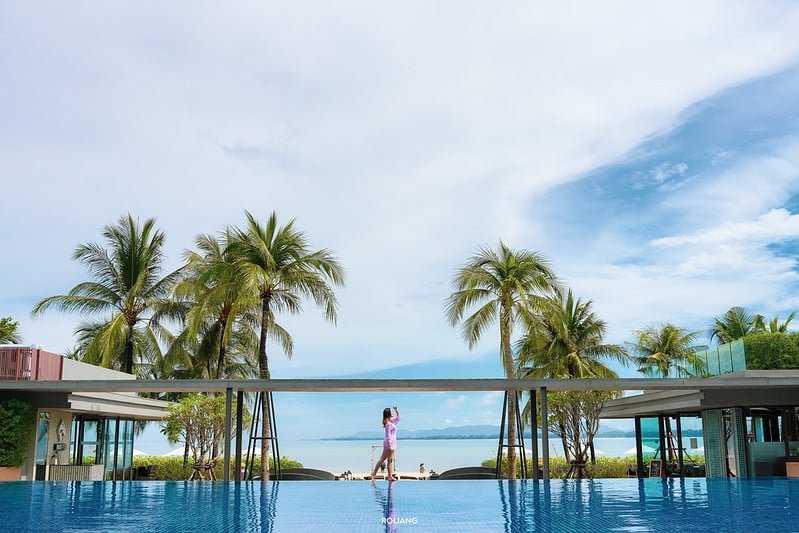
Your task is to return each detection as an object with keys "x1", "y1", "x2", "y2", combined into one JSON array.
[{"x1": 277, "y1": 437, "x2": 704, "y2": 473}]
